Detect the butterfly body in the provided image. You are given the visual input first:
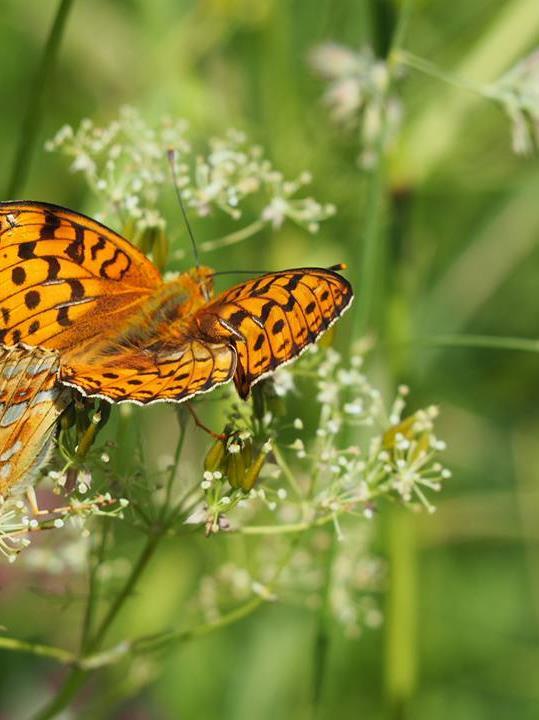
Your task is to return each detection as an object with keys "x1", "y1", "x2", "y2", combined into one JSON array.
[{"x1": 0, "y1": 201, "x2": 353, "y2": 406}]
